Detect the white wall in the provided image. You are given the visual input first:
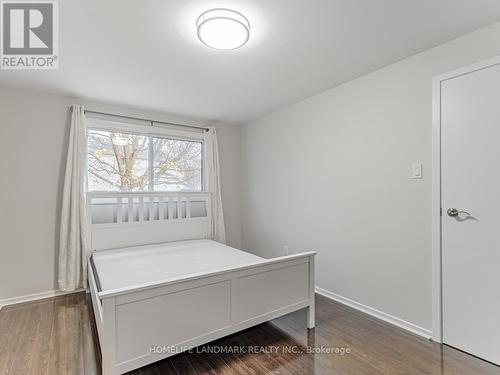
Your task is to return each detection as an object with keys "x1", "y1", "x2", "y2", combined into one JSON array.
[
  {"x1": 0, "y1": 87, "x2": 241, "y2": 300},
  {"x1": 240, "y1": 21, "x2": 500, "y2": 331}
]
